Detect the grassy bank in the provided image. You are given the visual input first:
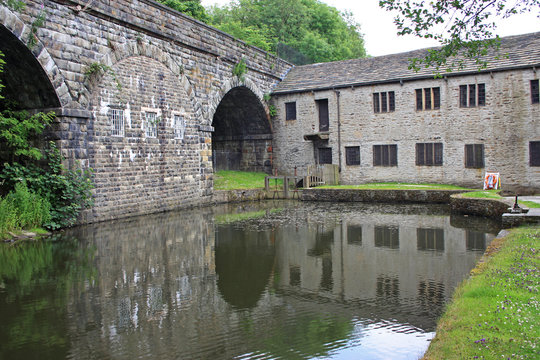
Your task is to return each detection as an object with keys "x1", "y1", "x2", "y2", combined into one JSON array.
[
  {"x1": 320, "y1": 182, "x2": 472, "y2": 190},
  {"x1": 461, "y1": 191, "x2": 540, "y2": 208},
  {"x1": 424, "y1": 226, "x2": 539, "y2": 359}
]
